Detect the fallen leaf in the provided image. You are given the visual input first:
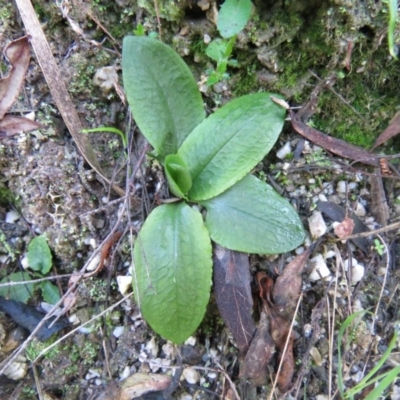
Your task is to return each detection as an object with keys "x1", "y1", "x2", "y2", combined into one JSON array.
[
  {"x1": 290, "y1": 109, "x2": 379, "y2": 167},
  {"x1": 334, "y1": 217, "x2": 355, "y2": 238},
  {"x1": 119, "y1": 373, "x2": 172, "y2": 400},
  {"x1": 213, "y1": 244, "x2": 256, "y2": 354},
  {"x1": 0, "y1": 115, "x2": 45, "y2": 138},
  {"x1": 0, "y1": 36, "x2": 31, "y2": 119},
  {"x1": 370, "y1": 169, "x2": 390, "y2": 227},
  {"x1": 257, "y1": 272, "x2": 295, "y2": 393},
  {"x1": 372, "y1": 110, "x2": 400, "y2": 150},
  {"x1": 316, "y1": 200, "x2": 369, "y2": 252},
  {"x1": 239, "y1": 310, "x2": 275, "y2": 385},
  {"x1": 273, "y1": 247, "x2": 313, "y2": 318}
]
